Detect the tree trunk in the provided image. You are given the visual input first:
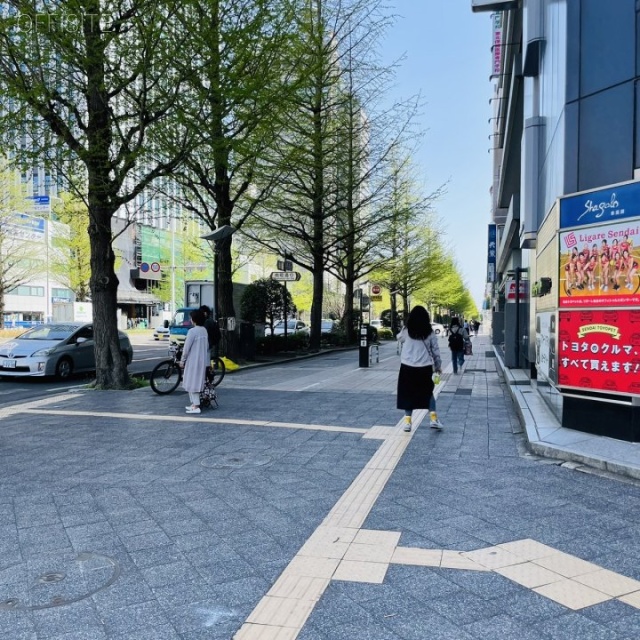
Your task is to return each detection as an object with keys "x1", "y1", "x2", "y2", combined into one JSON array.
[
  {"x1": 310, "y1": 250, "x2": 324, "y2": 351},
  {"x1": 343, "y1": 279, "x2": 355, "y2": 344},
  {"x1": 85, "y1": 6, "x2": 129, "y2": 389},
  {"x1": 88, "y1": 204, "x2": 129, "y2": 388},
  {"x1": 216, "y1": 233, "x2": 239, "y2": 360},
  {"x1": 390, "y1": 290, "x2": 399, "y2": 333},
  {"x1": 0, "y1": 288, "x2": 4, "y2": 329}
]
